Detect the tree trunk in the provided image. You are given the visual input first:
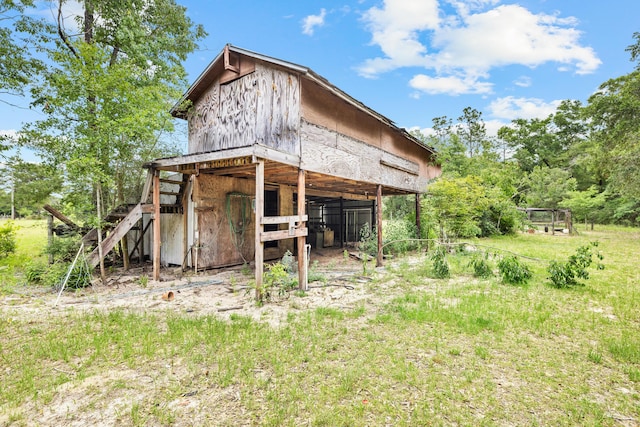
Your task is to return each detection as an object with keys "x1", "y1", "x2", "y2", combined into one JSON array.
[{"x1": 96, "y1": 181, "x2": 107, "y2": 284}]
